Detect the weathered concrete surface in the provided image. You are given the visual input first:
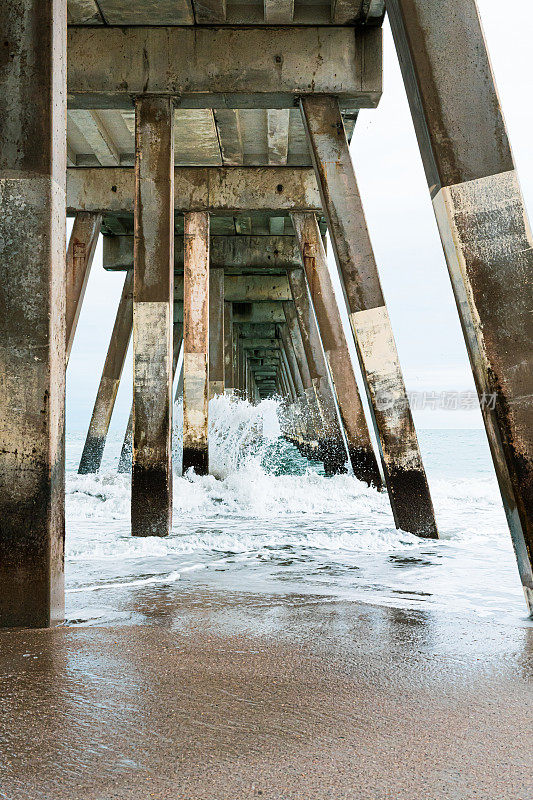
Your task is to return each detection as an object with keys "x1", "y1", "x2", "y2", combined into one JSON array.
[
  {"x1": 66, "y1": 212, "x2": 101, "y2": 361},
  {"x1": 282, "y1": 302, "x2": 321, "y2": 454},
  {"x1": 287, "y1": 268, "x2": 347, "y2": 475},
  {"x1": 302, "y1": 95, "x2": 437, "y2": 537},
  {"x1": 0, "y1": 595, "x2": 531, "y2": 799},
  {"x1": 118, "y1": 322, "x2": 182, "y2": 475},
  {"x1": 67, "y1": 26, "x2": 382, "y2": 109},
  {"x1": 209, "y1": 267, "x2": 225, "y2": 399},
  {"x1": 67, "y1": 0, "x2": 383, "y2": 26},
  {"x1": 103, "y1": 234, "x2": 302, "y2": 271},
  {"x1": 387, "y1": 0, "x2": 533, "y2": 612},
  {"x1": 292, "y1": 212, "x2": 381, "y2": 487},
  {"x1": 132, "y1": 97, "x2": 174, "y2": 537},
  {"x1": 0, "y1": 0, "x2": 66, "y2": 628},
  {"x1": 175, "y1": 274, "x2": 291, "y2": 302},
  {"x1": 78, "y1": 271, "x2": 133, "y2": 474},
  {"x1": 231, "y1": 301, "x2": 286, "y2": 324},
  {"x1": 183, "y1": 212, "x2": 210, "y2": 475},
  {"x1": 67, "y1": 167, "x2": 322, "y2": 213},
  {"x1": 223, "y1": 301, "x2": 233, "y2": 391}
]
